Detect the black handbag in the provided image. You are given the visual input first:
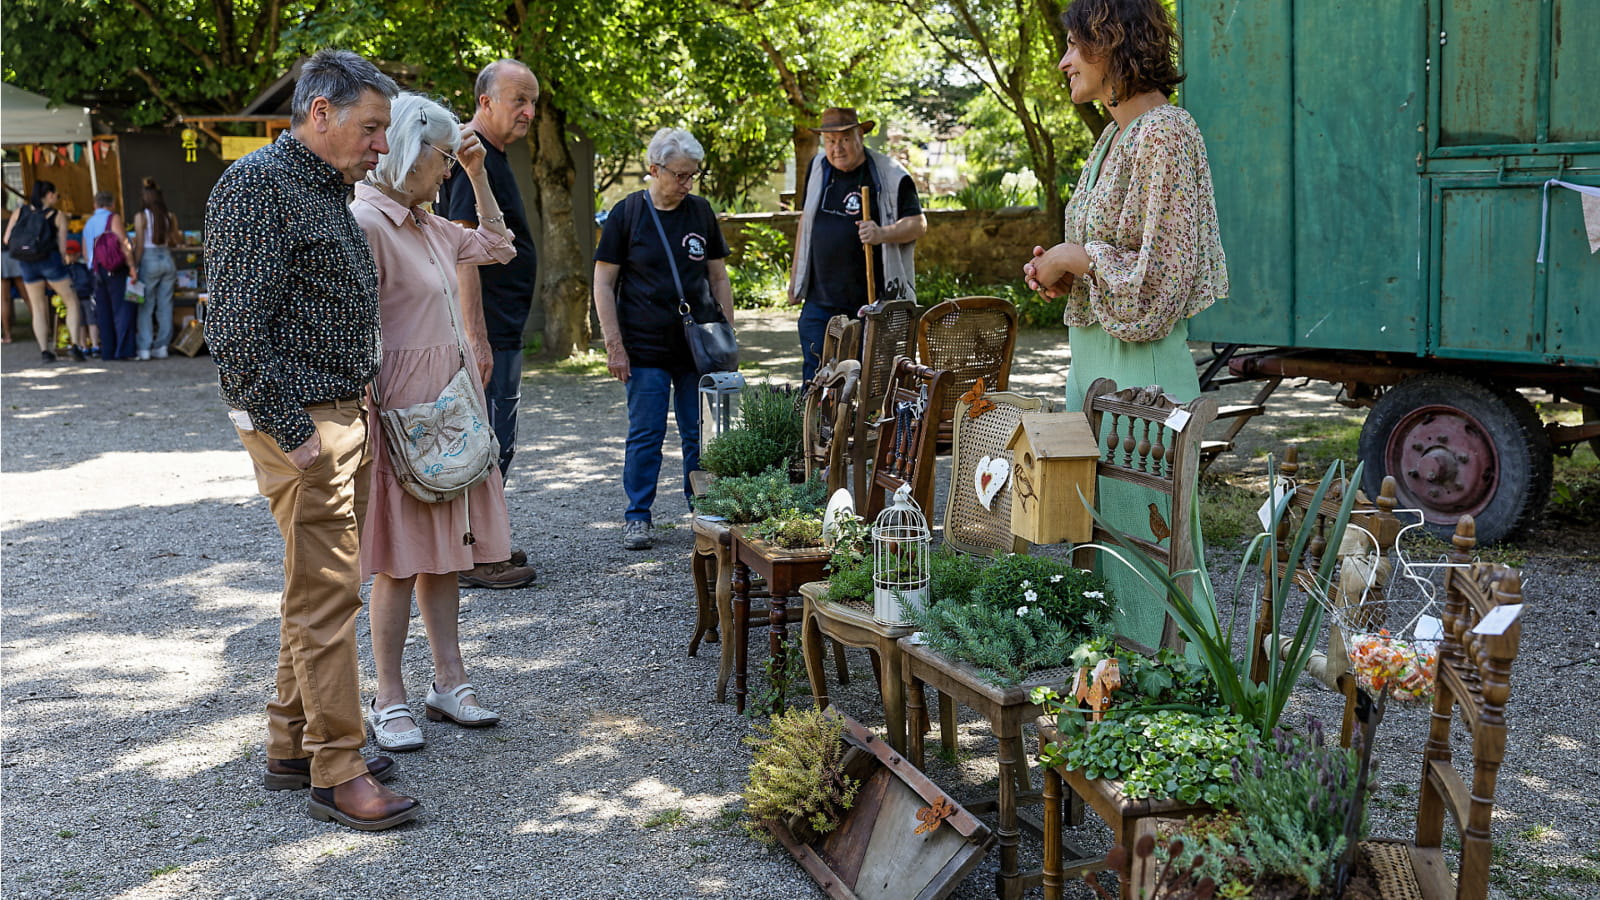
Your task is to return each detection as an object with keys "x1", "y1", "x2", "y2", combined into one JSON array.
[{"x1": 644, "y1": 196, "x2": 738, "y2": 374}]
